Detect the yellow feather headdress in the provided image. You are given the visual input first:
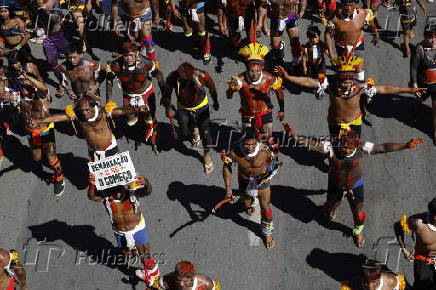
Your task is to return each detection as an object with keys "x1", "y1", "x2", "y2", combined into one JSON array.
[
  {"x1": 238, "y1": 43, "x2": 269, "y2": 63},
  {"x1": 331, "y1": 56, "x2": 363, "y2": 72}
]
